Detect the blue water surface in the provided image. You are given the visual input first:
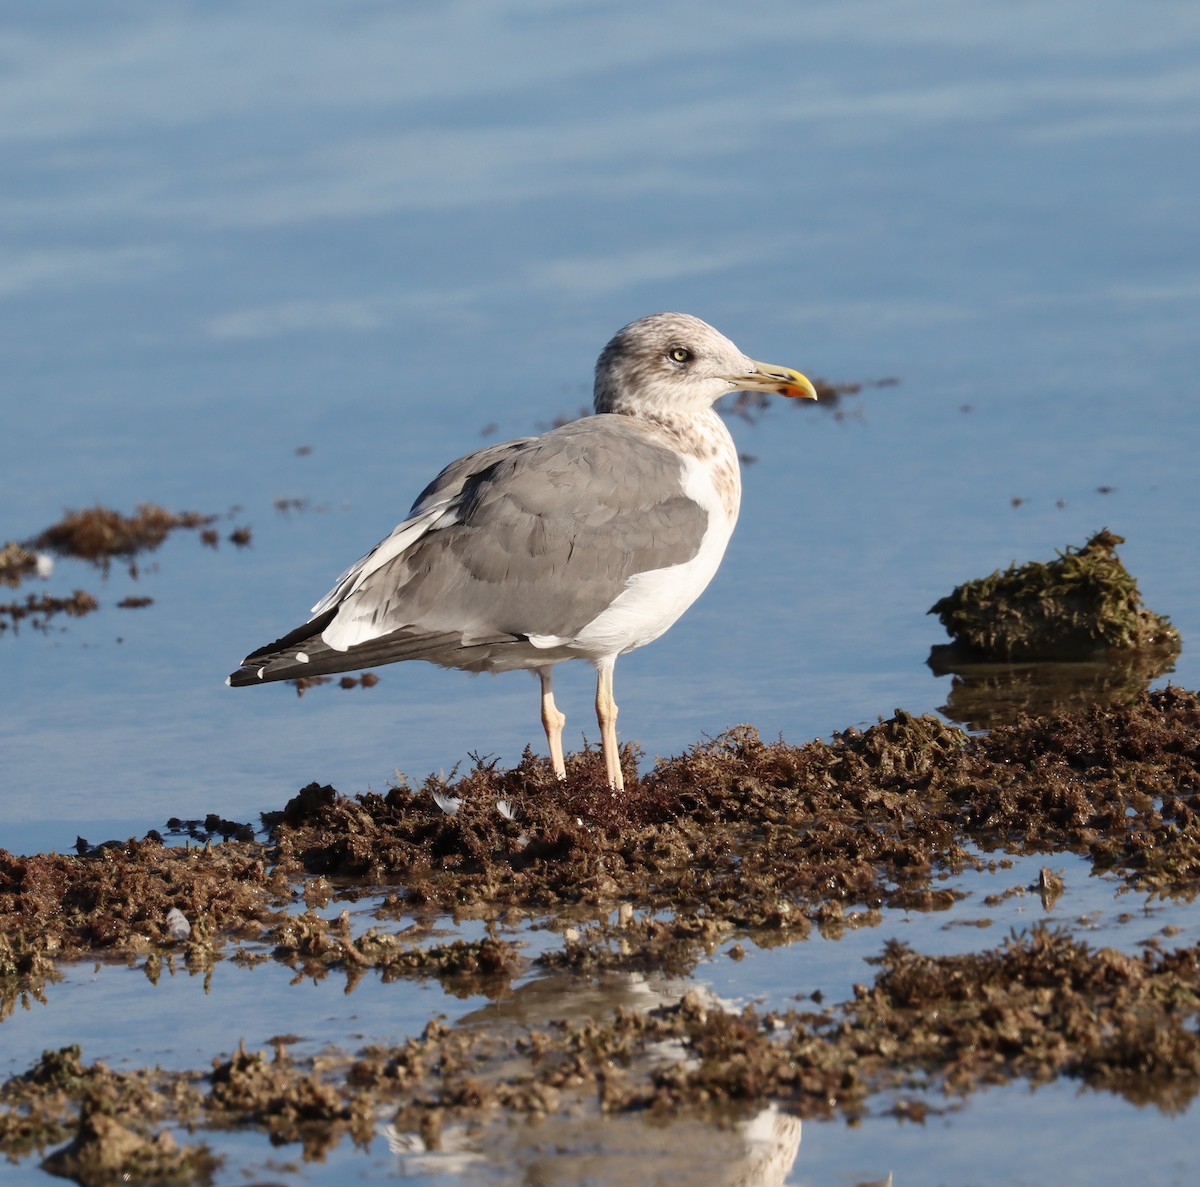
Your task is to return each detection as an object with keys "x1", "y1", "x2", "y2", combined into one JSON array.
[
  {"x1": 1, "y1": 4, "x2": 1199, "y2": 1180},
  {"x1": 4, "y1": 0, "x2": 1196, "y2": 841}
]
